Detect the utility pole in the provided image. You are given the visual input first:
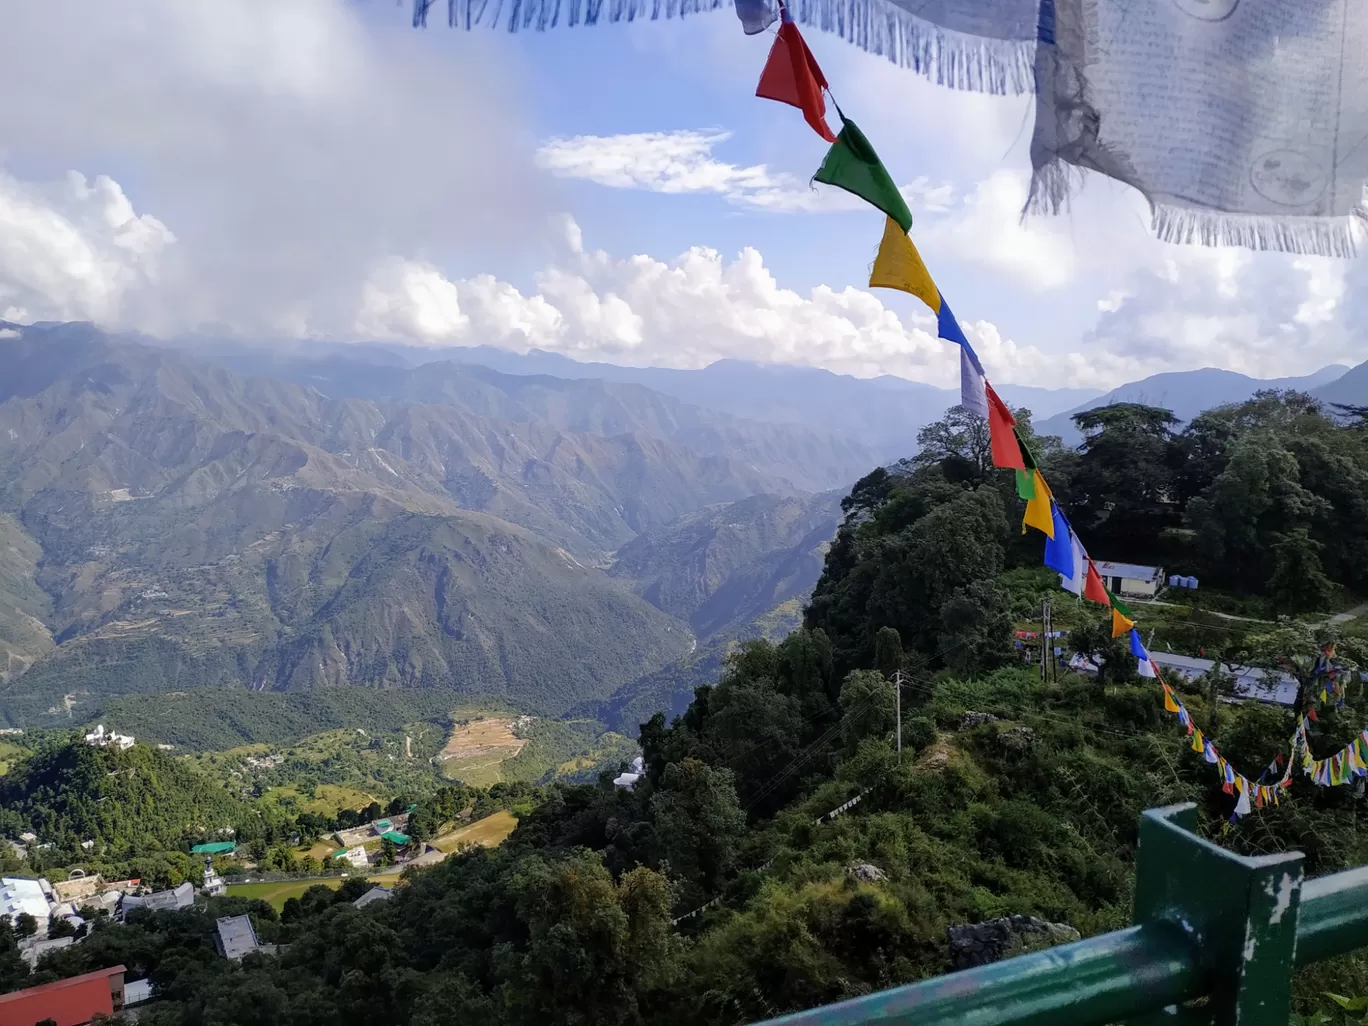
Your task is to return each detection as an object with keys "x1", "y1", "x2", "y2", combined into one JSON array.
[
  {"x1": 893, "y1": 669, "x2": 902, "y2": 763},
  {"x1": 1041, "y1": 597, "x2": 1050, "y2": 682}
]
